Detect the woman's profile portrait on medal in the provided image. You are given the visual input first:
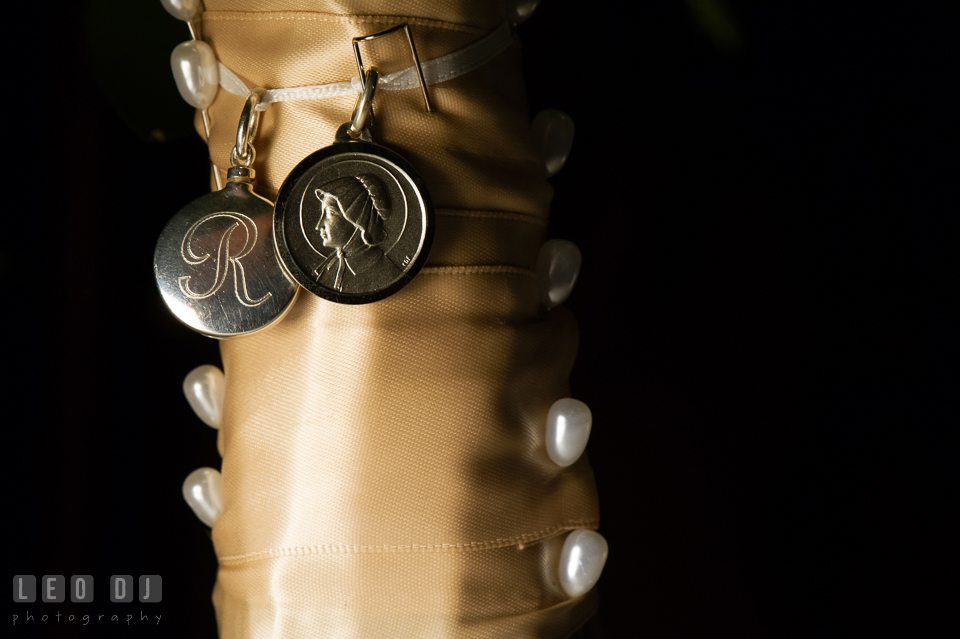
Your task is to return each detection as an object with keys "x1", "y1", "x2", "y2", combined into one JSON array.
[
  {"x1": 274, "y1": 136, "x2": 434, "y2": 305},
  {"x1": 308, "y1": 174, "x2": 402, "y2": 292}
]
